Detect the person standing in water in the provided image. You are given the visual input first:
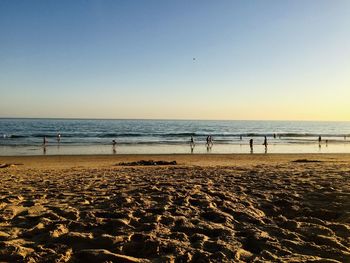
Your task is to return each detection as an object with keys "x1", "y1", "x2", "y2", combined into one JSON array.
[
  {"x1": 263, "y1": 136, "x2": 268, "y2": 150},
  {"x1": 112, "y1": 139, "x2": 117, "y2": 154},
  {"x1": 57, "y1": 133, "x2": 61, "y2": 143},
  {"x1": 249, "y1": 139, "x2": 253, "y2": 153},
  {"x1": 209, "y1": 136, "x2": 213, "y2": 148},
  {"x1": 318, "y1": 136, "x2": 322, "y2": 149},
  {"x1": 43, "y1": 136, "x2": 47, "y2": 154},
  {"x1": 206, "y1": 136, "x2": 211, "y2": 152},
  {"x1": 190, "y1": 136, "x2": 195, "y2": 153}
]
